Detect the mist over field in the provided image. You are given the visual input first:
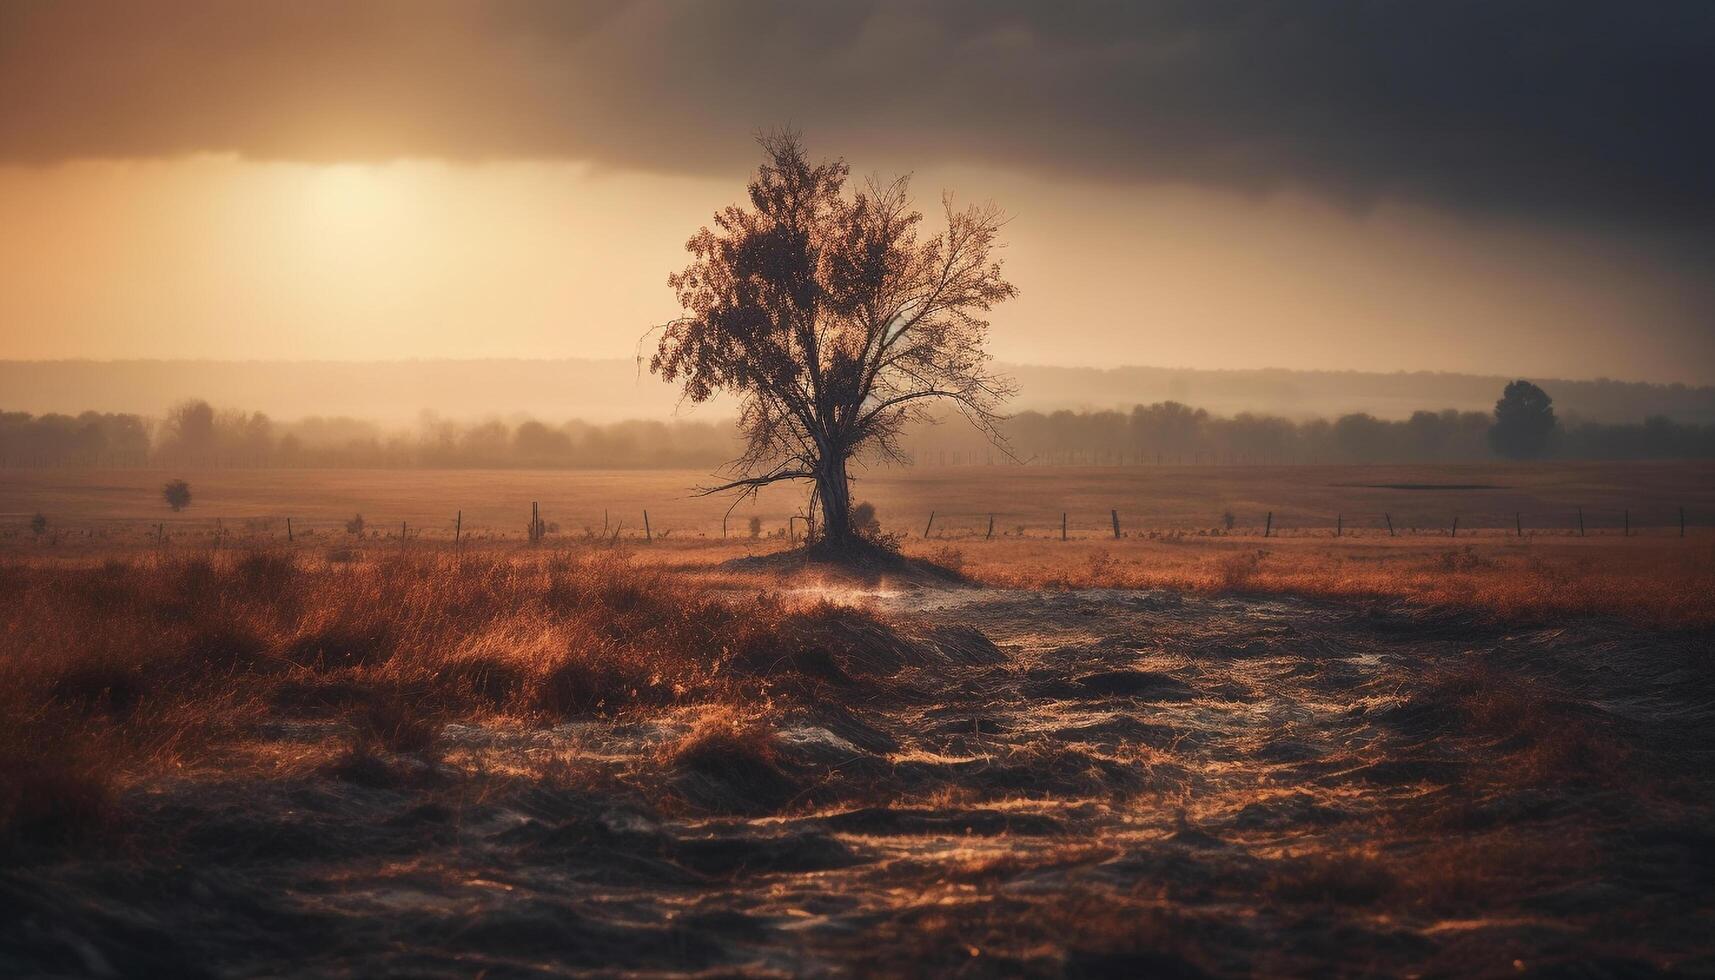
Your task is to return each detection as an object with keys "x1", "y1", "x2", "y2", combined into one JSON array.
[{"x1": 4, "y1": 358, "x2": 1714, "y2": 424}]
